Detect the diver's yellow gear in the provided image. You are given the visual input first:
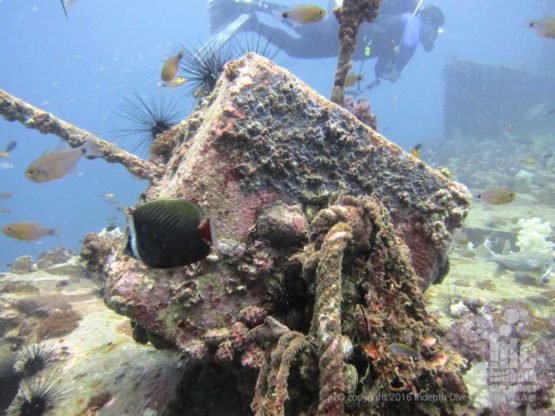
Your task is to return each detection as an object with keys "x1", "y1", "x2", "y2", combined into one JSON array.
[{"x1": 363, "y1": 36, "x2": 372, "y2": 57}]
